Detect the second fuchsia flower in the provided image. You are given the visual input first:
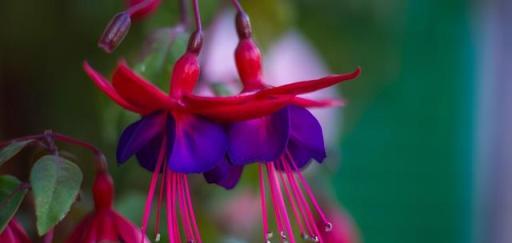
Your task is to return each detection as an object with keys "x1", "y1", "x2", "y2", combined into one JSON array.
[
  {"x1": 66, "y1": 171, "x2": 149, "y2": 243},
  {"x1": 84, "y1": 1, "x2": 360, "y2": 242},
  {"x1": 203, "y1": 11, "x2": 360, "y2": 243}
]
